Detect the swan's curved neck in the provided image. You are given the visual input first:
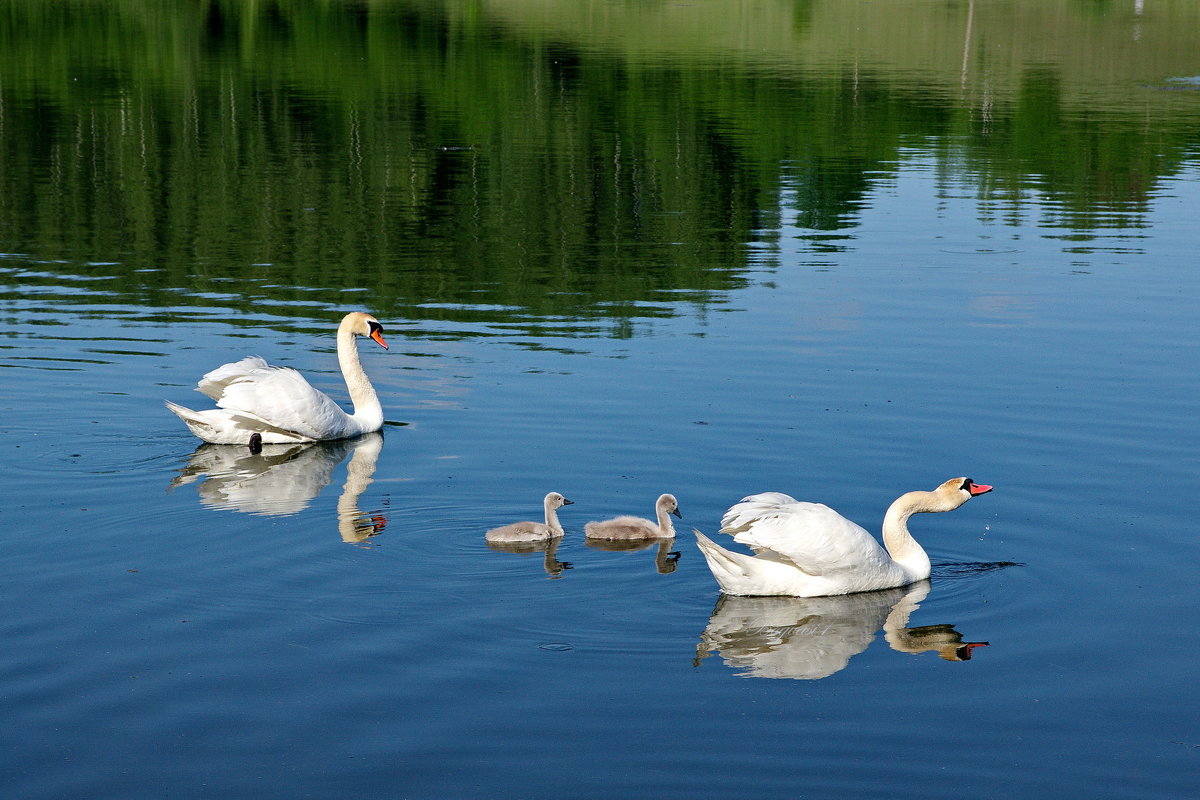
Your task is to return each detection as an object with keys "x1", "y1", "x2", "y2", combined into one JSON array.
[
  {"x1": 543, "y1": 500, "x2": 565, "y2": 534},
  {"x1": 881, "y1": 491, "x2": 933, "y2": 580},
  {"x1": 337, "y1": 324, "x2": 383, "y2": 431},
  {"x1": 656, "y1": 506, "x2": 676, "y2": 536}
]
